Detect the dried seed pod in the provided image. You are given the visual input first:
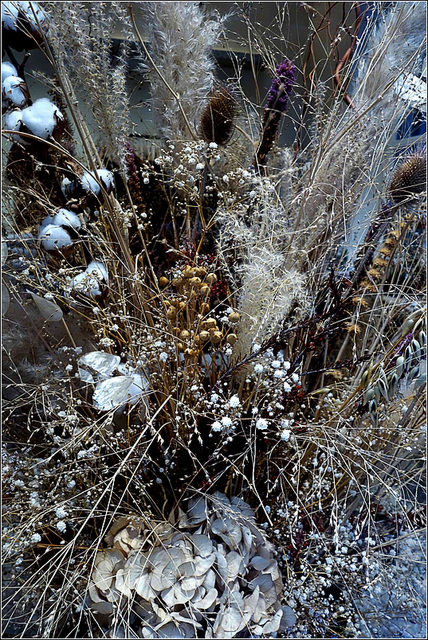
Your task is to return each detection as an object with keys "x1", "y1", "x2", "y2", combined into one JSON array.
[
  {"x1": 389, "y1": 148, "x2": 426, "y2": 203},
  {"x1": 199, "y1": 331, "x2": 210, "y2": 342},
  {"x1": 180, "y1": 330, "x2": 190, "y2": 340},
  {"x1": 395, "y1": 356, "x2": 405, "y2": 378},
  {"x1": 200, "y1": 302, "x2": 210, "y2": 314},
  {"x1": 401, "y1": 317, "x2": 415, "y2": 335},
  {"x1": 363, "y1": 386, "x2": 375, "y2": 405},
  {"x1": 204, "y1": 318, "x2": 217, "y2": 330},
  {"x1": 377, "y1": 378, "x2": 389, "y2": 402},
  {"x1": 410, "y1": 339, "x2": 421, "y2": 361},
  {"x1": 200, "y1": 86, "x2": 237, "y2": 146},
  {"x1": 226, "y1": 333, "x2": 237, "y2": 345},
  {"x1": 159, "y1": 277, "x2": 169, "y2": 287},
  {"x1": 228, "y1": 312, "x2": 240, "y2": 323},
  {"x1": 408, "y1": 365, "x2": 420, "y2": 381},
  {"x1": 205, "y1": 273, "x2": 217, "y2": 284},
  {"x1": 200, "y1": 285, "x2": 210, "y2": 297},
  {"x1": 388, "y1": 372, "x2": 399, "y2": 396},
  {"x1": 189, "y1": 277, "x2": 202, "y2": 288},
  {"x1": 210, "y1": 331, "x2": 222, "y2": 344},
  {"x1": 404, "y1": 345, "x2": 413, "y2": 371},
  {"x1": 166, "y1": 307, "x2": 176, "y2": 319},
  {"x1": 172, "y1": 277, "x2": 183, "y2": 287}
]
